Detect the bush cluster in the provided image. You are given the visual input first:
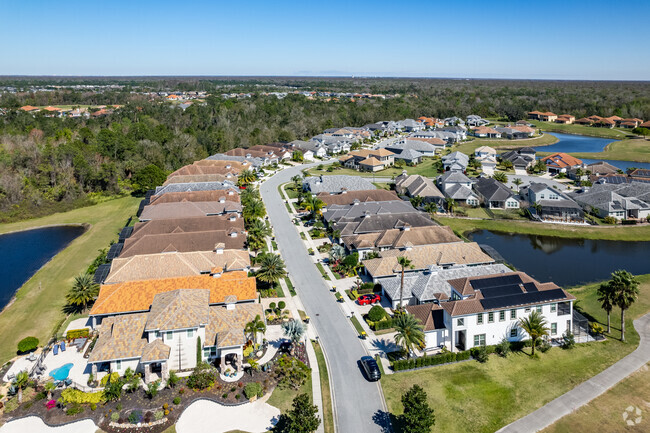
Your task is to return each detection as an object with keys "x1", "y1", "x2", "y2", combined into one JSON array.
[
  {"x1": 61, "y1": 388, "x2": 105, "y2": 405},
  {"x1": 17, "y1": 336, "x2": 39, "y2": 353},
  {"x1": 66, "y1": 329, "x2": 90, "y2": 340},
  {"x1": 244, "y1": 382, "x2": 264, "y2": 399},
  {"x1": 391, "y1": 351, "x2": 471, "y2": 371},
  {"x1": 187, "y1": 362, "x2": 217, "y2": 390}
]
